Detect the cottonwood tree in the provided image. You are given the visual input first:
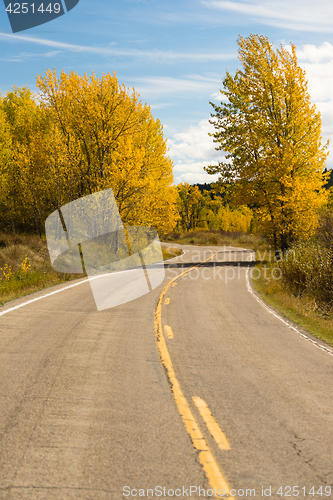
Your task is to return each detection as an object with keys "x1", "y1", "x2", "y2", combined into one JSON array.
[
  {"x1": 205, "y1": 34, "x2": 329, "y2": 250},
  {"x1": 0, "y1": 88, "x2": 53, "y2": 234},
  {"x1": 0, "y1": 99, "x2": 13, "y2": 231},
  {"x1": 37, "y1": 70, "x2": 177, "y2": 233},
  {"x1": 176, "y1": 183, "x2": 202, "y2": 230}
]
